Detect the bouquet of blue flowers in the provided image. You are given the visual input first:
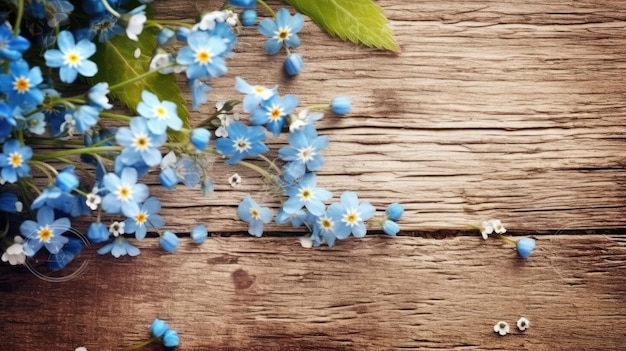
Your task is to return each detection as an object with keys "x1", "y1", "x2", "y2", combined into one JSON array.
[{"x1": 0, "y1": 0, "x2": 405, "y2": 275}]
